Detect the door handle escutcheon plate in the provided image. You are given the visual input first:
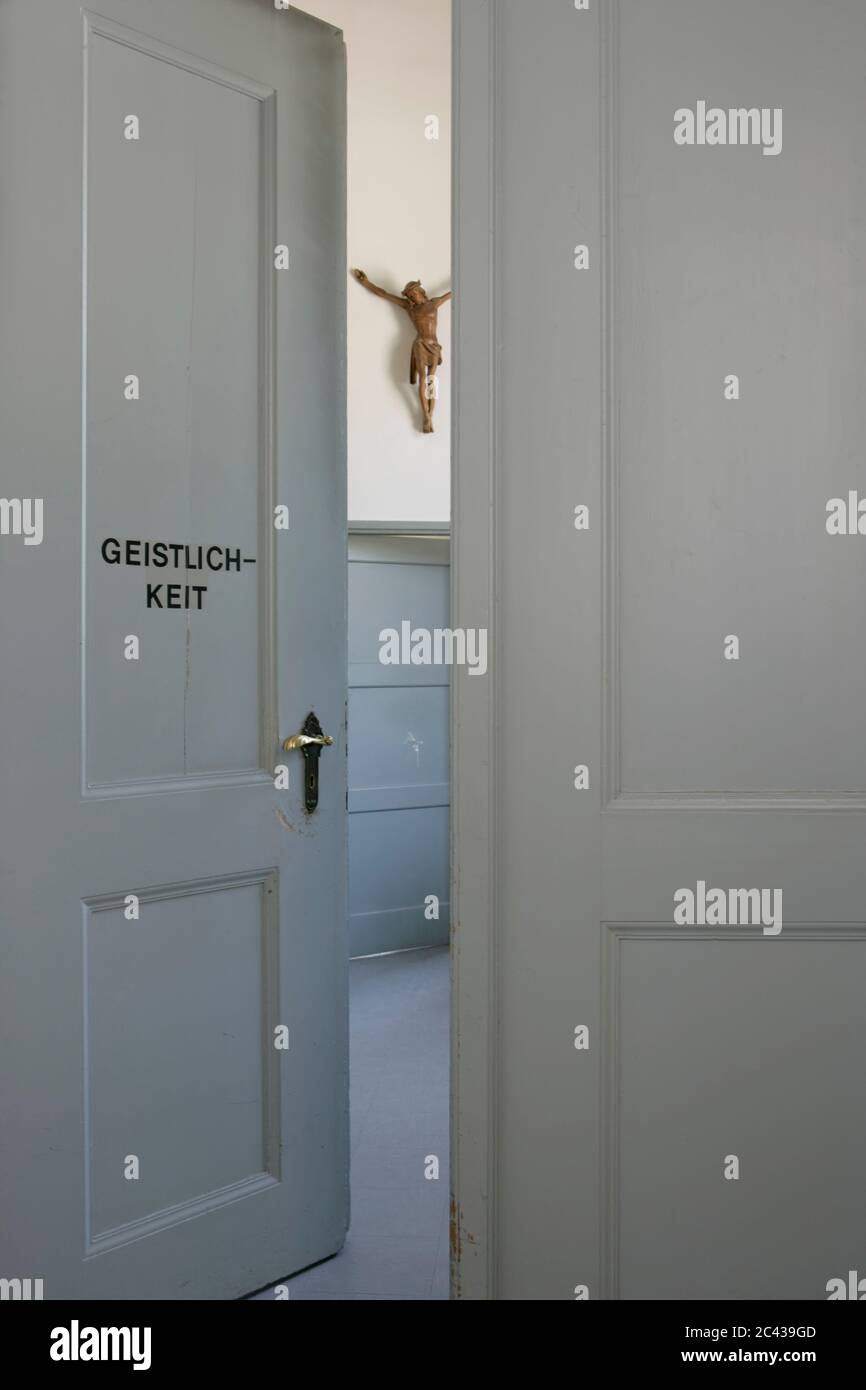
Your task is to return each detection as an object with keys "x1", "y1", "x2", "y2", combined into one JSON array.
[{"x1": 281, "y1": 711, "x2": 333, "y2": 812}]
